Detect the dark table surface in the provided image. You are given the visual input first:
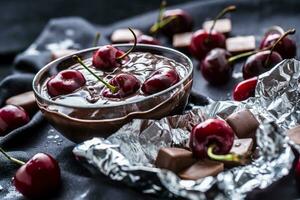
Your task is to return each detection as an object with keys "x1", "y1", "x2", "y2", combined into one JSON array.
[{"x1": 1, "y1": 0, "x2": 300, "y2": 199}]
